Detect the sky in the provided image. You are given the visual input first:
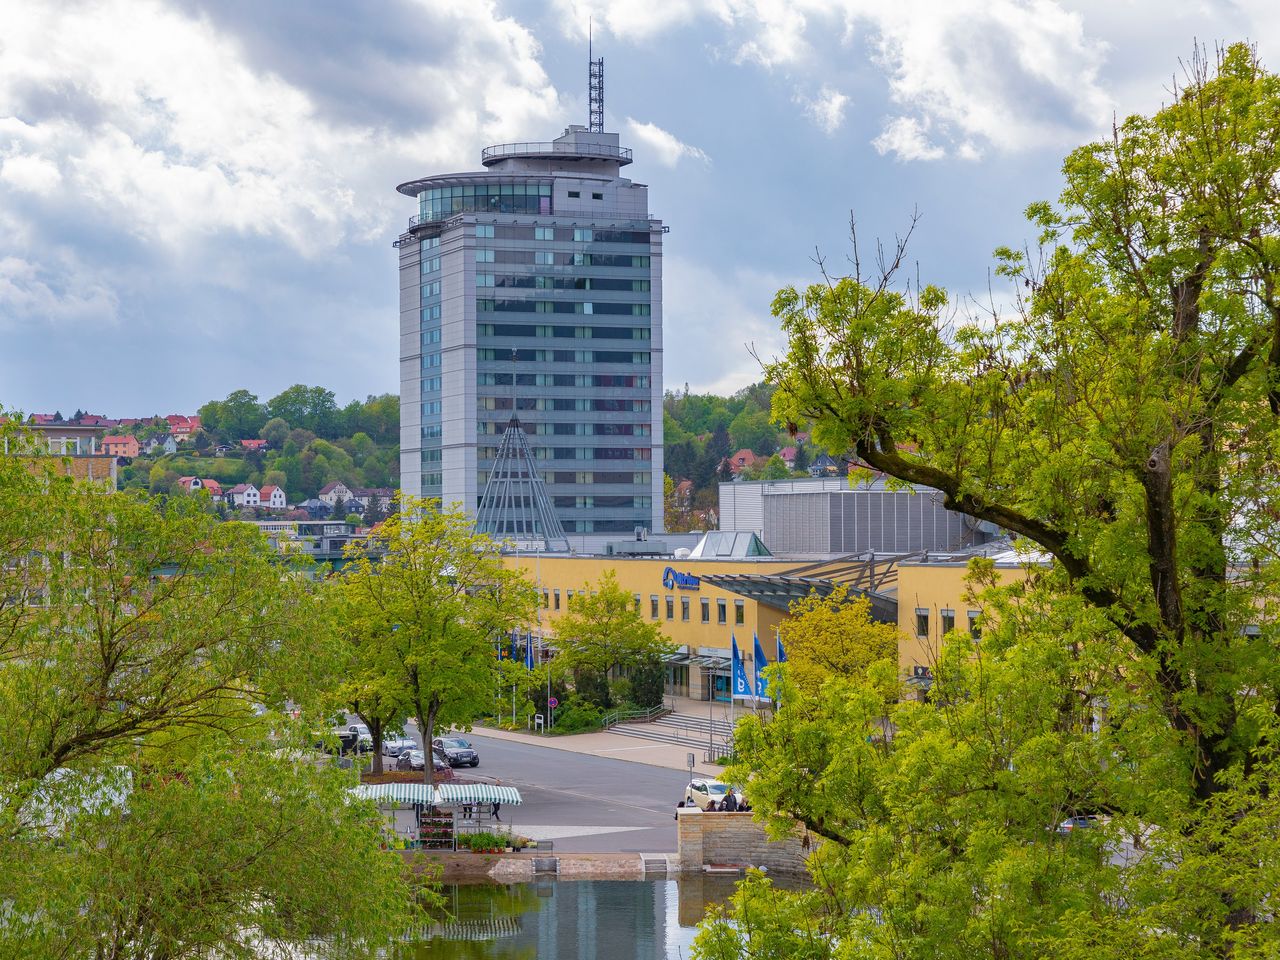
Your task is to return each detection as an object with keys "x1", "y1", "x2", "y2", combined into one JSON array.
[{"x1": 1, "y1": 1, "x2": 1275, "y2": 416}]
